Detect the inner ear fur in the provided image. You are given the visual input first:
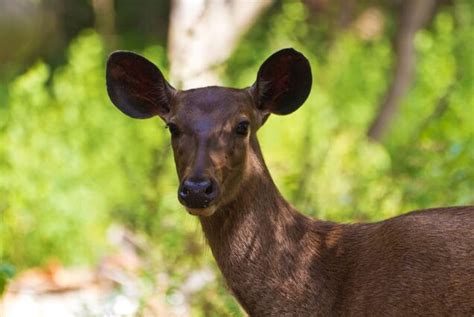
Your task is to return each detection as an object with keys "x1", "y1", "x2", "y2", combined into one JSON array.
[
  {"x1": 106, "y1": 51, "x2": 175, "y2": 119},
  {"x1": 252, "y1": 48, "x2": 312, "y2": 115}
]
